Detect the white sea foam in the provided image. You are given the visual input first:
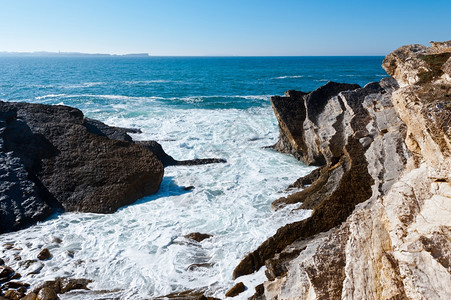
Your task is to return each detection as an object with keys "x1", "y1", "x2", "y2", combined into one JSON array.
[
  {"x1": 62, "y1": 82, "x2": 106, "y2": 89},
  {"x1": 0, "y1": 105, "x2": 314, "y2": 299},
  {"x1": 275, "y1": 75, "x2": 304, "y2": 79},
  {"x1": 123, "y1": 80, "x2": 173, "y2": 84},
  {"x1": 34, "y1": 94, "x2": 268, "y2": 105},
  {"x1": 35, "y1": 94, "x2": 67, "y2": 100}
]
